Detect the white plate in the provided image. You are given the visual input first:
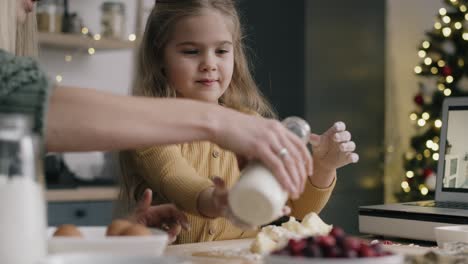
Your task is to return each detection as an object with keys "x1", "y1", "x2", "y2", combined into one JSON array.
[
  {"x1": 47, "y1": 226, "x2": 168, "y2": 256},
  {"x1": 264, "y1": 254, "x2": 405, "y2": 264},
  {"x1": 434, "y1": 225, "x2": 468, "y2": 248},
  {"x1": 38, "y1": 254, "x2": 185, "y2": 264}
]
